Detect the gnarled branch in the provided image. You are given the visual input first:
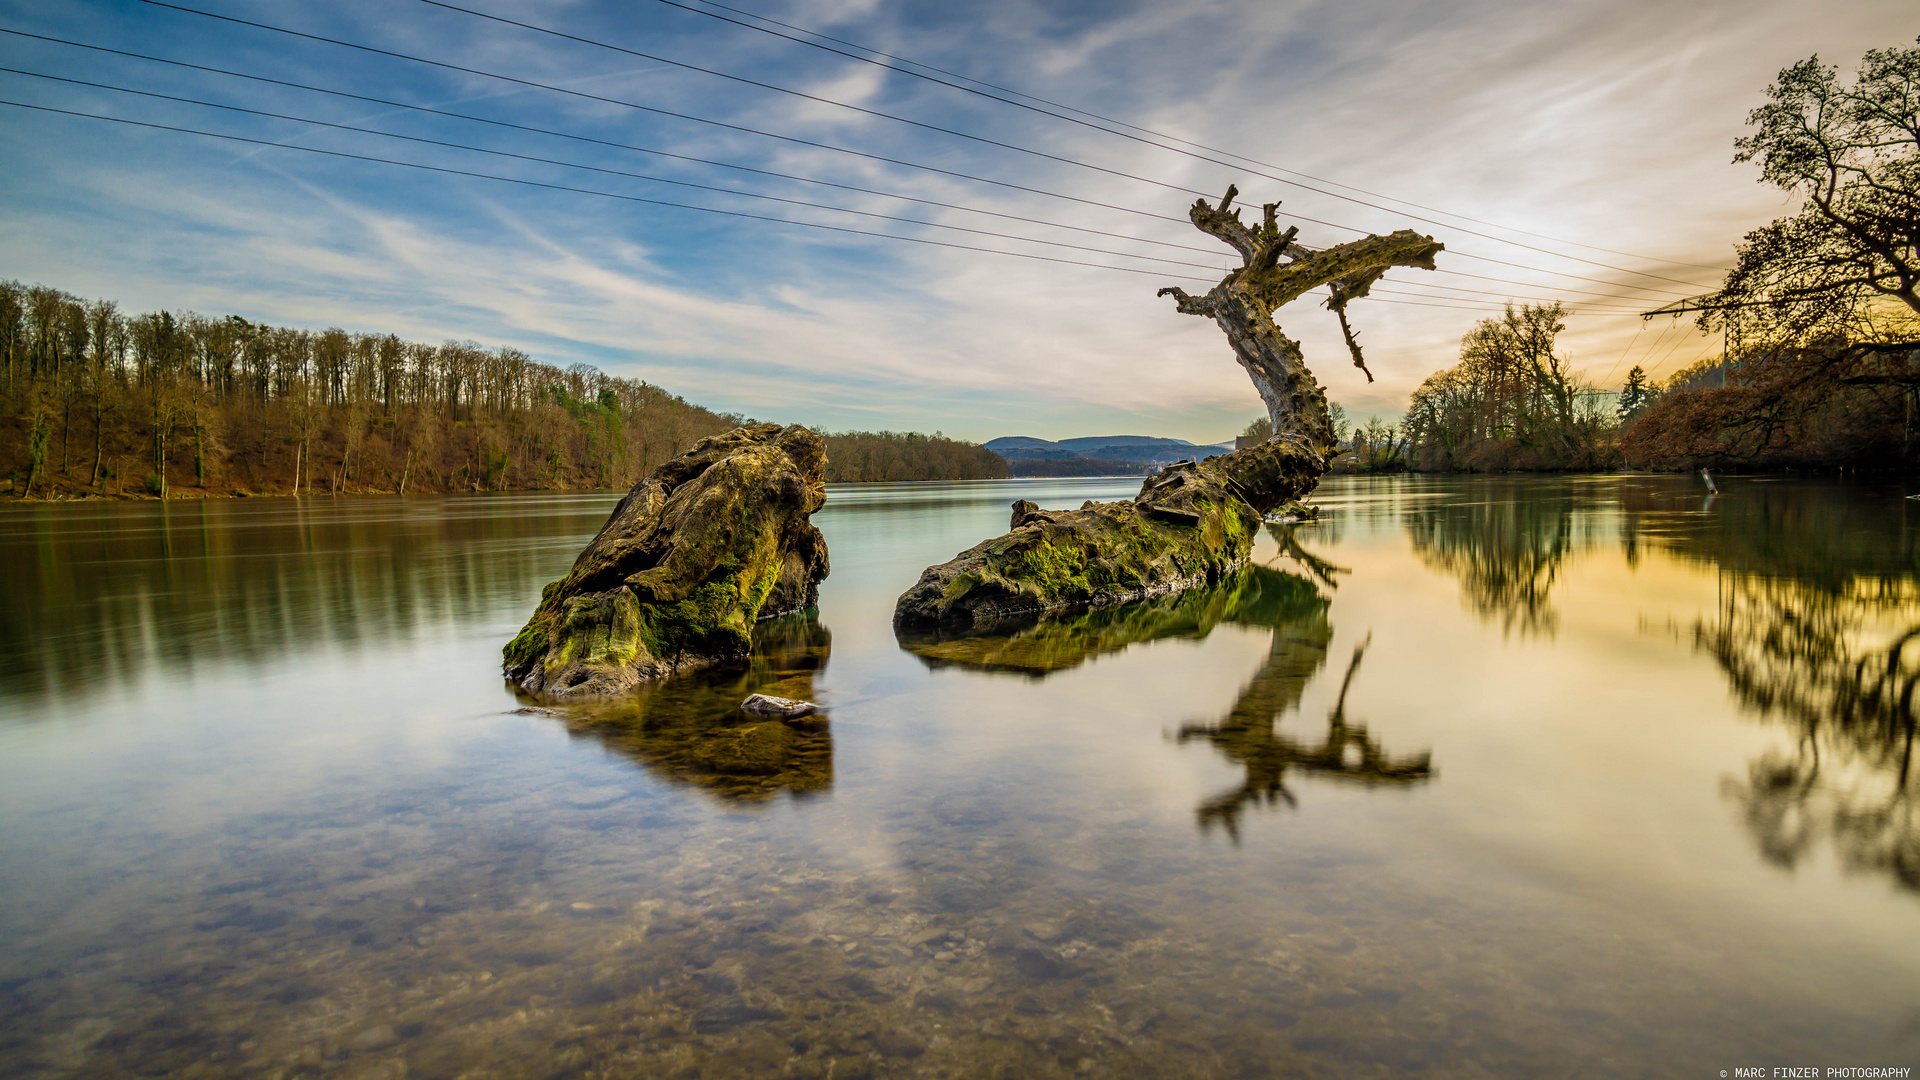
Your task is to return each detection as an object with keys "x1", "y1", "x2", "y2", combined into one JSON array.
[{"x1": 1160, "y1": 187, "x2": 1442, "y2": 449}]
